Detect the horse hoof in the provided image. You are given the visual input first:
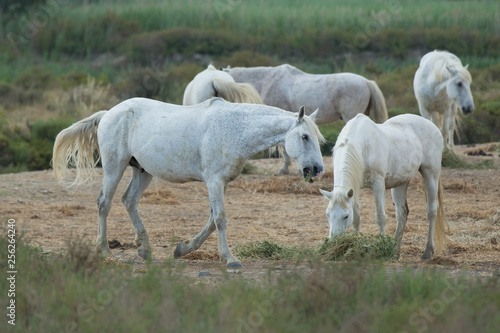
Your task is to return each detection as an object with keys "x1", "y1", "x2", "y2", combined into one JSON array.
[
  {"x1": 138, "y1": 249, "x2": 151, "y2": 260},
  {"x1": 96, "y1": 246, "x2": 113, "y2": 258},
  {"x1": 277, "y1": 170, "x2": 289, "y2": 176},
  {"x1": 174, "y1": 242, "x2": 187, "y2": 258},
  {"x1": 421, "y1": 251, "x2": 433, "y2": 260},
  {"x1": 227, "y1": 261, "x2": 244, "y2": 269}
]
